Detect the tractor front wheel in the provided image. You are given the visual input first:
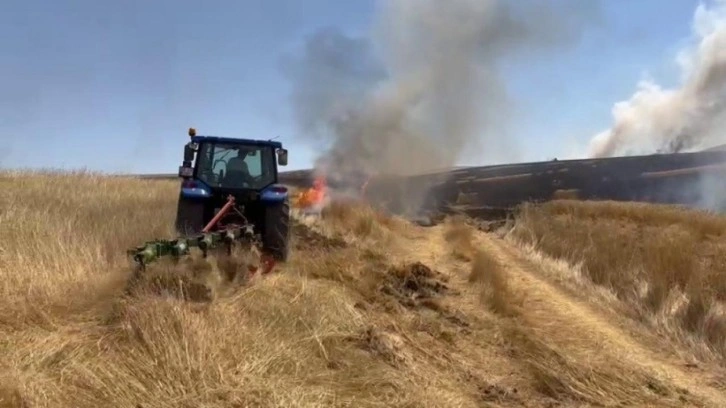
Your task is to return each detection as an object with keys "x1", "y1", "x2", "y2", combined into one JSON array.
[{"x1": 262, "y1": 198, "x2": 291, "y2": 262}]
